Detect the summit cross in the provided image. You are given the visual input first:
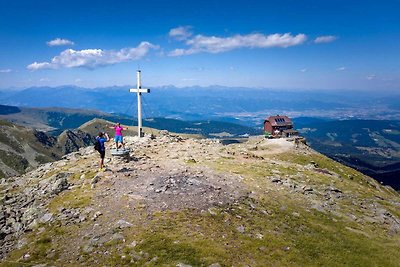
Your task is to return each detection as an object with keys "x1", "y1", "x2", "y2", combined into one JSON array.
[{"x1": 129, "y1": 70, "x2": 150, "y2": 138}]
